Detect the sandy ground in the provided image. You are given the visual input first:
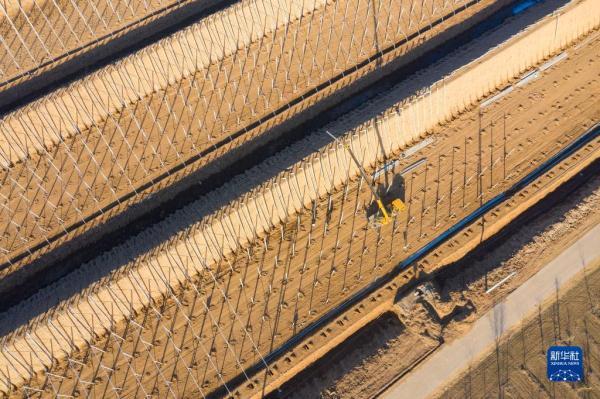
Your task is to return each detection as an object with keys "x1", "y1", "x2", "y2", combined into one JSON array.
[
  {"x1": 0, "y1": 0, "x2": 481, "y2": 274},
  {"x1": 434, "y1": 258, "x2": 600, "y2": 399},
  {"x1": 384, "y1": 222, "x2": 600, "y2": 398},
  {"x1": 1, "y1": 19, "x2": 597, "y2": 397},
  {"x1": 273, "y1": 311, "x2": 440, "y2": 399},
  {"x1": 0, "y1": 0, "x2": 200, "y2": 88},
  {"x1": 278, "y1": 160, "x2": 600, "y2": 399}
]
